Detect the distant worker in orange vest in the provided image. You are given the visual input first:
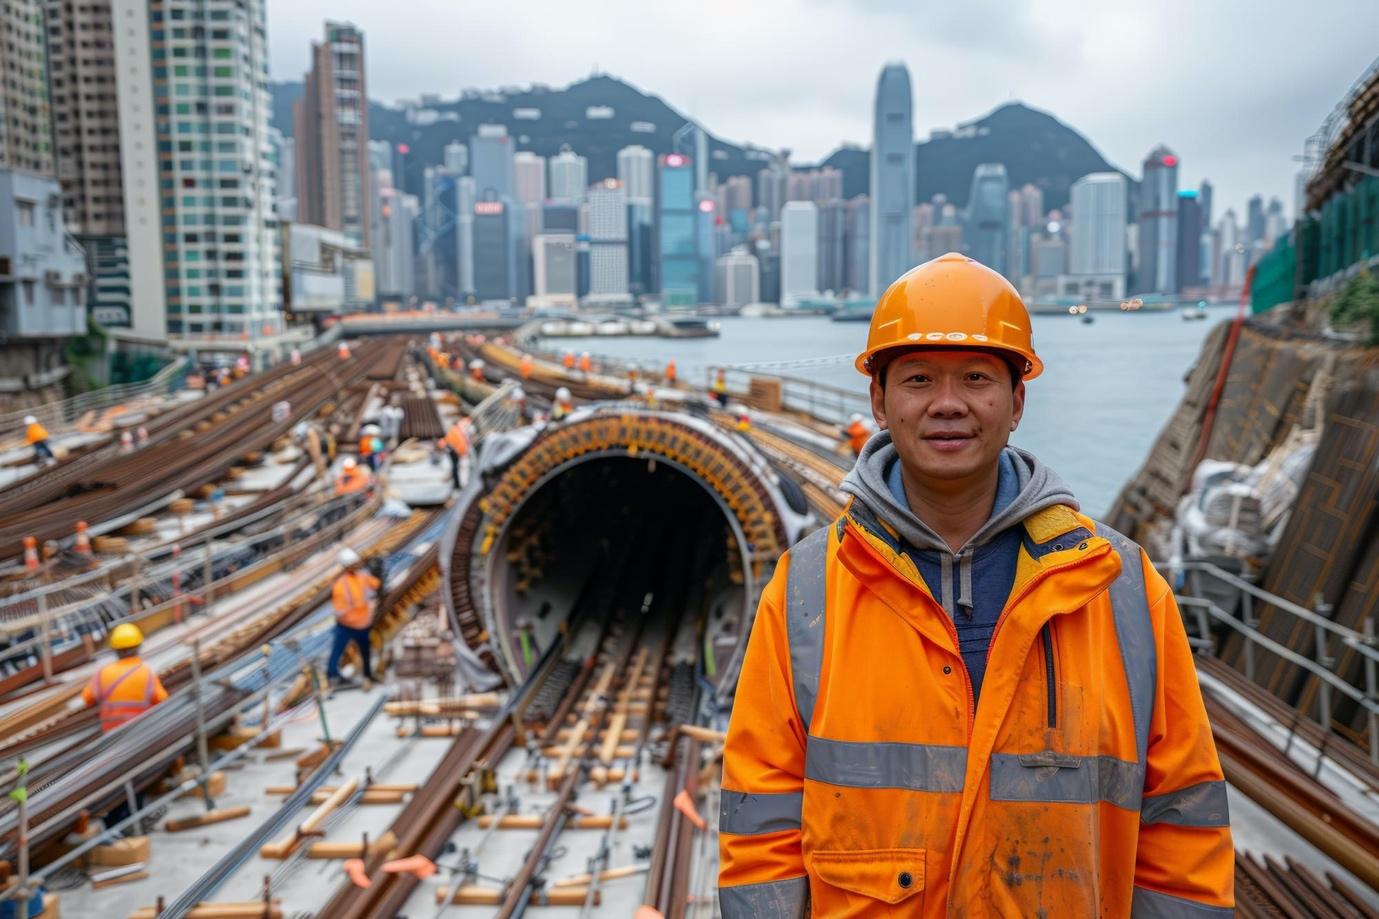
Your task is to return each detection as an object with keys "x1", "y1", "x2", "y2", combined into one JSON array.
[
  {"x1": 519, "y1": 353, "x2": 534, "y2": 381},
  {"x1": 844, "y1": 412, "x2": 871, "y2": 457},
  {"x1": 335, "y1": 456, "x2": 371, "y2": 496},
  {"x1": 438, "y1": 418, "x2": 470, "y2": 489},
  {"x1": 358, "y1": 424, "x2": 384, "y2": 471},
  {"x1": 328, "y1": 548, "x2": 379, "y2": 688},
  {"x1": 337, "y1": 340, "x2": 351, "y2": 360},
  {"x1": 83, "y1": 623, "x2": 168, "y2": 733},
  {"x1": 551, "y1": 387, "x2": 574, "y2": 422},
  {"x1": 577, "y1": 351, "x2": 593, "y2": 374},
  {"x1": 470, "y1": 358, "x2": 486, "y2": 383},
  {"x1": 562, "y1": 350, "x2": 576, "y2": 371},
  {"x1": 712, "y1": 368, "x2": 729, "y2": 407},
  {"x1": 665, "y1": 359, "x2": 677, "y2": 386},
  {"x1": 24, "y1": 415, "x2": 56, "y2": 467}
]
